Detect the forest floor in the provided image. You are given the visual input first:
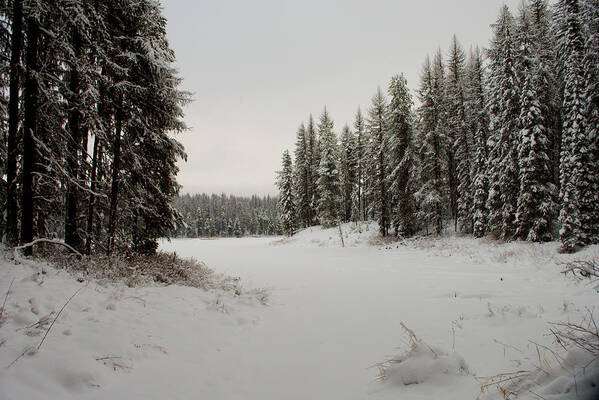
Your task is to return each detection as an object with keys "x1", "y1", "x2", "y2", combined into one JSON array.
[{"x1": 1, "y1": 223, "x2": 598, "y2": 399}]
